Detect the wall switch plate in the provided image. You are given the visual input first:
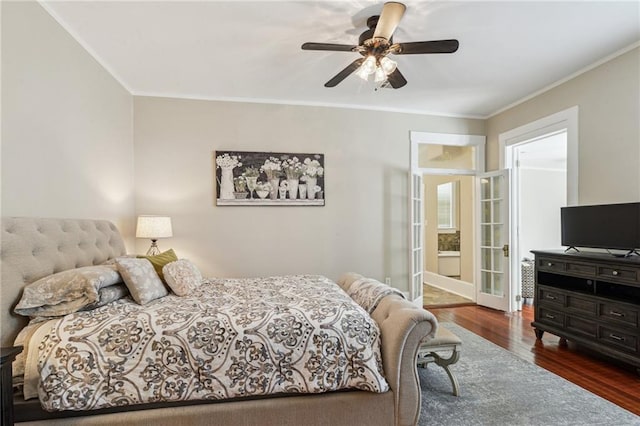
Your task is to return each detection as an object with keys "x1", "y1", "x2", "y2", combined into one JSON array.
[{"x1": 385, "y1": 277, "x2": 391, "y2": 285}]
